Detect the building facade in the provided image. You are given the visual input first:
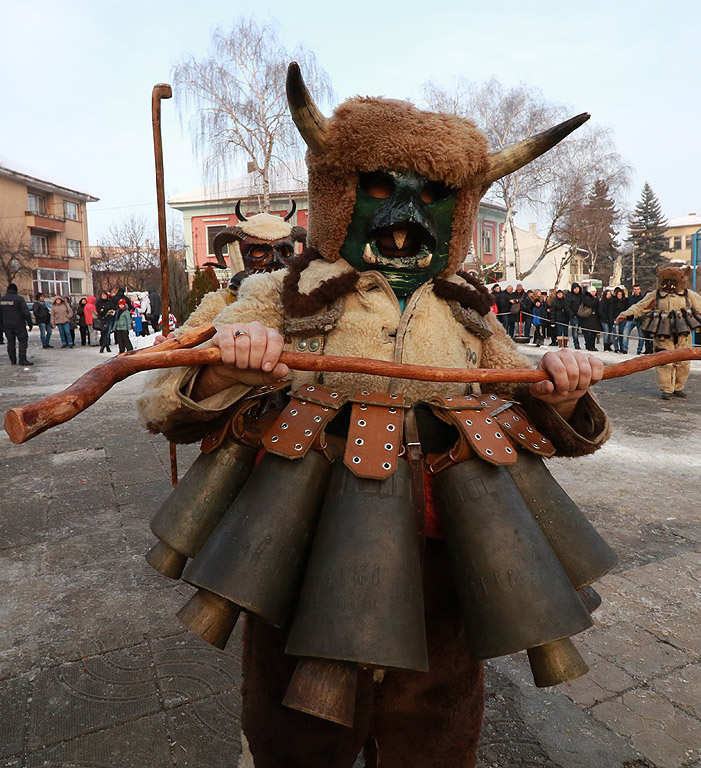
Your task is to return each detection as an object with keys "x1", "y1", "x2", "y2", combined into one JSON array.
[
  {"x1": 662, "y1": 213, "x2": 701, "y2": 269},
  {"x1": 169, "y1": 163, "x2": 507, "y2": 283},
  {"x1": 0, "y1": 162, "x2": 98, "y2": 299}
]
